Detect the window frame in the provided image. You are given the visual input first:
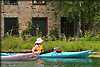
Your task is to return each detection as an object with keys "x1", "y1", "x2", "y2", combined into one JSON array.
[{"x1": 3, "y1": 0, "x2": 18, "y2": 5}]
